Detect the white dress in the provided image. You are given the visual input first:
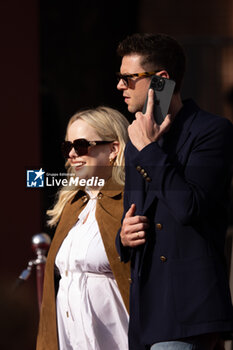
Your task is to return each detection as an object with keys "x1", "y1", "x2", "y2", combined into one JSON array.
[{"x1": 55, "y1": 191, "x2": 129, "y2": 350}]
